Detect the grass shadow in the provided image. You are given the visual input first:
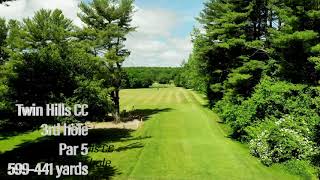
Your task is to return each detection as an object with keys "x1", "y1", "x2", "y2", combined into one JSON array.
[
  {"x1": 0, "y1": 128, "x2": 40, "y2": 141},
  {"x1": 118, "y1": 135, "x2": 152, "y2": 143},
  {"x1": 0, "y1": 128, "x2": 140, "y2": 179},
  {"x1": 202, "y1": 104, "x2": 211, "y2": 109},
  {"x1": 0, "y1": 131, "x2": 21, "y2": 141},
  {"x1": 121, "y1": 108, "x2": 172, "y2": 122},
  {"x1": 115, "y1": 142, "x2": 144, "y2": 152},
  {"x1": 0, "y1": 107, "x2": 169, "y2": 179}
]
